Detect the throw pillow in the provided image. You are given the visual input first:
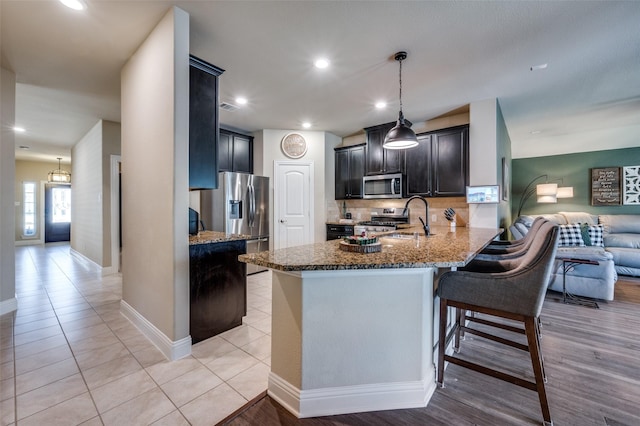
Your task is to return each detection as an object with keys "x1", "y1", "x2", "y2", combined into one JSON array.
[
  {"x1": 558, "y1": 224, "x2": 585, "y2": 247},
  {"x1": 588, "y1": 224, "x2": 605, "y2": 247},
  {"x1": 580, "y1": 223, "x2": 592, "y2": 246}
]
